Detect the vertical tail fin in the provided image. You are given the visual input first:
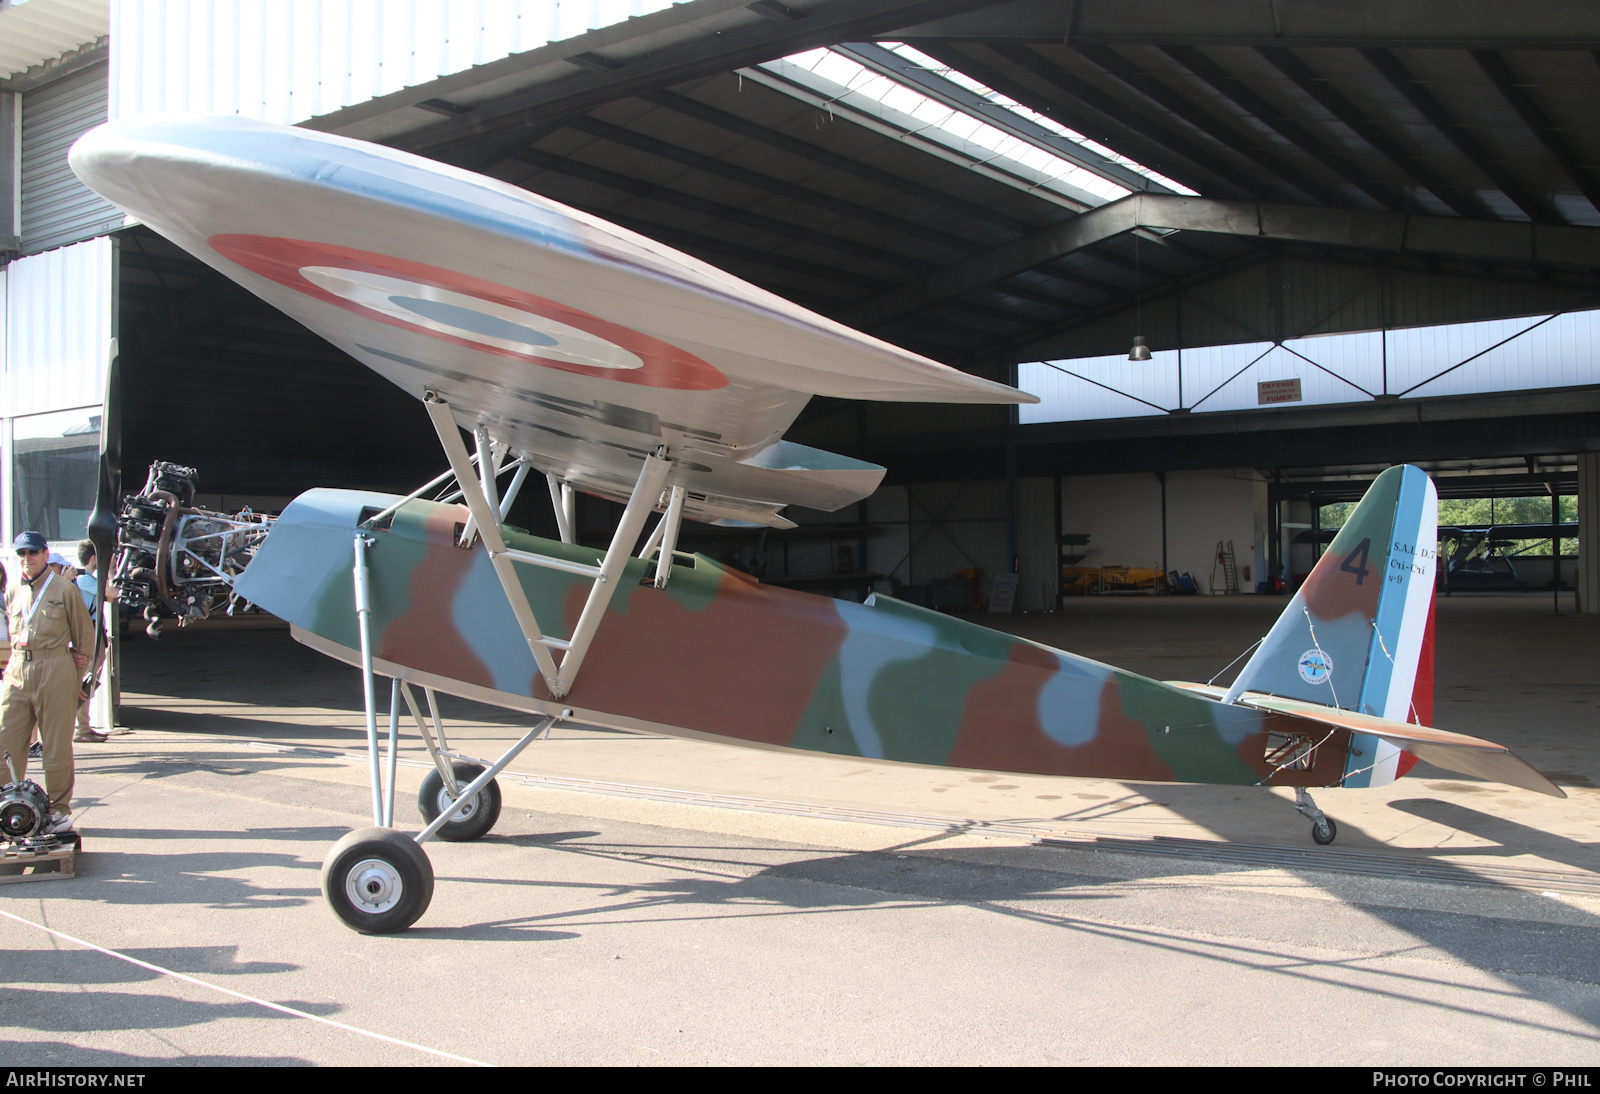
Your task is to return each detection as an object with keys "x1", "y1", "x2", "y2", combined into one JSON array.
[{"x1": 1224, "y1": 464, "x2": 1438, "y2": 720}]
